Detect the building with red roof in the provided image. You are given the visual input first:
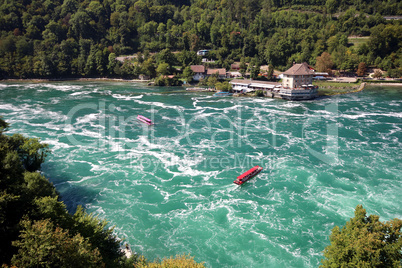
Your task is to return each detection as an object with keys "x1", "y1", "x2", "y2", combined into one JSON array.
[{"x1": 190, "y1": 65, "x2": 206, "y2": 81}]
